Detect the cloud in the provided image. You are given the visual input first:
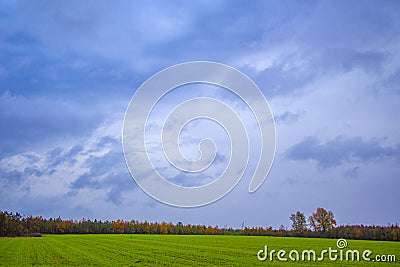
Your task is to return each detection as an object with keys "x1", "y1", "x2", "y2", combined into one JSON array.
[
  {"x1": 274, "y1": 111, "x2": 303, "y2": 124},
  {"x1": 343, "y1": 166, "x2": 360, "y2": 178},
  {"x1": 234, "y1": 1, "x2": 400, "y2": 98},
  {"x1": 0, "y1": 1, "x2": 400, "y2": 227},
  {"x1": 384, "y1": 69, "x2": 400, "y2": 94},
  {"x1": 0, "y1": 91, "x2": 106, "y2": 156},
  {"x1": 0, "y1": 1, "x2": 200, "y2": 75},
  {"x1": 340, "y1": 50, "x2": 389, "y2": 73},
  {"x1": 0, "y1": 116, "x2": 134, "y2": 212},
  {"x1": 287, "y1": 136, "x2": 400, "y2": 169}
]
